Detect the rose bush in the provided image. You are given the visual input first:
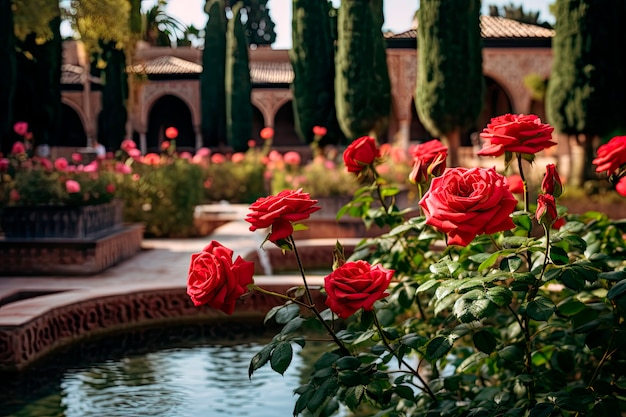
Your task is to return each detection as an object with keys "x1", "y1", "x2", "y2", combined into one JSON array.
[{"x1": 187, "y1": 115, "x2": 626, "y2": 417}]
